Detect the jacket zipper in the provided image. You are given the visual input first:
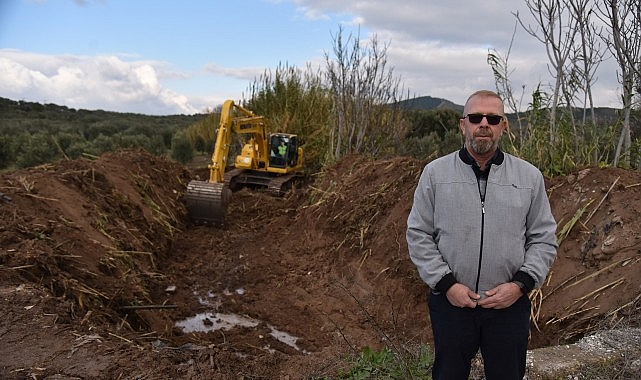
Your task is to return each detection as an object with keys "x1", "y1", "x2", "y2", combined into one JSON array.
[{"x1": 475, "y1": 201, "x2": 485, "y2": 294}]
